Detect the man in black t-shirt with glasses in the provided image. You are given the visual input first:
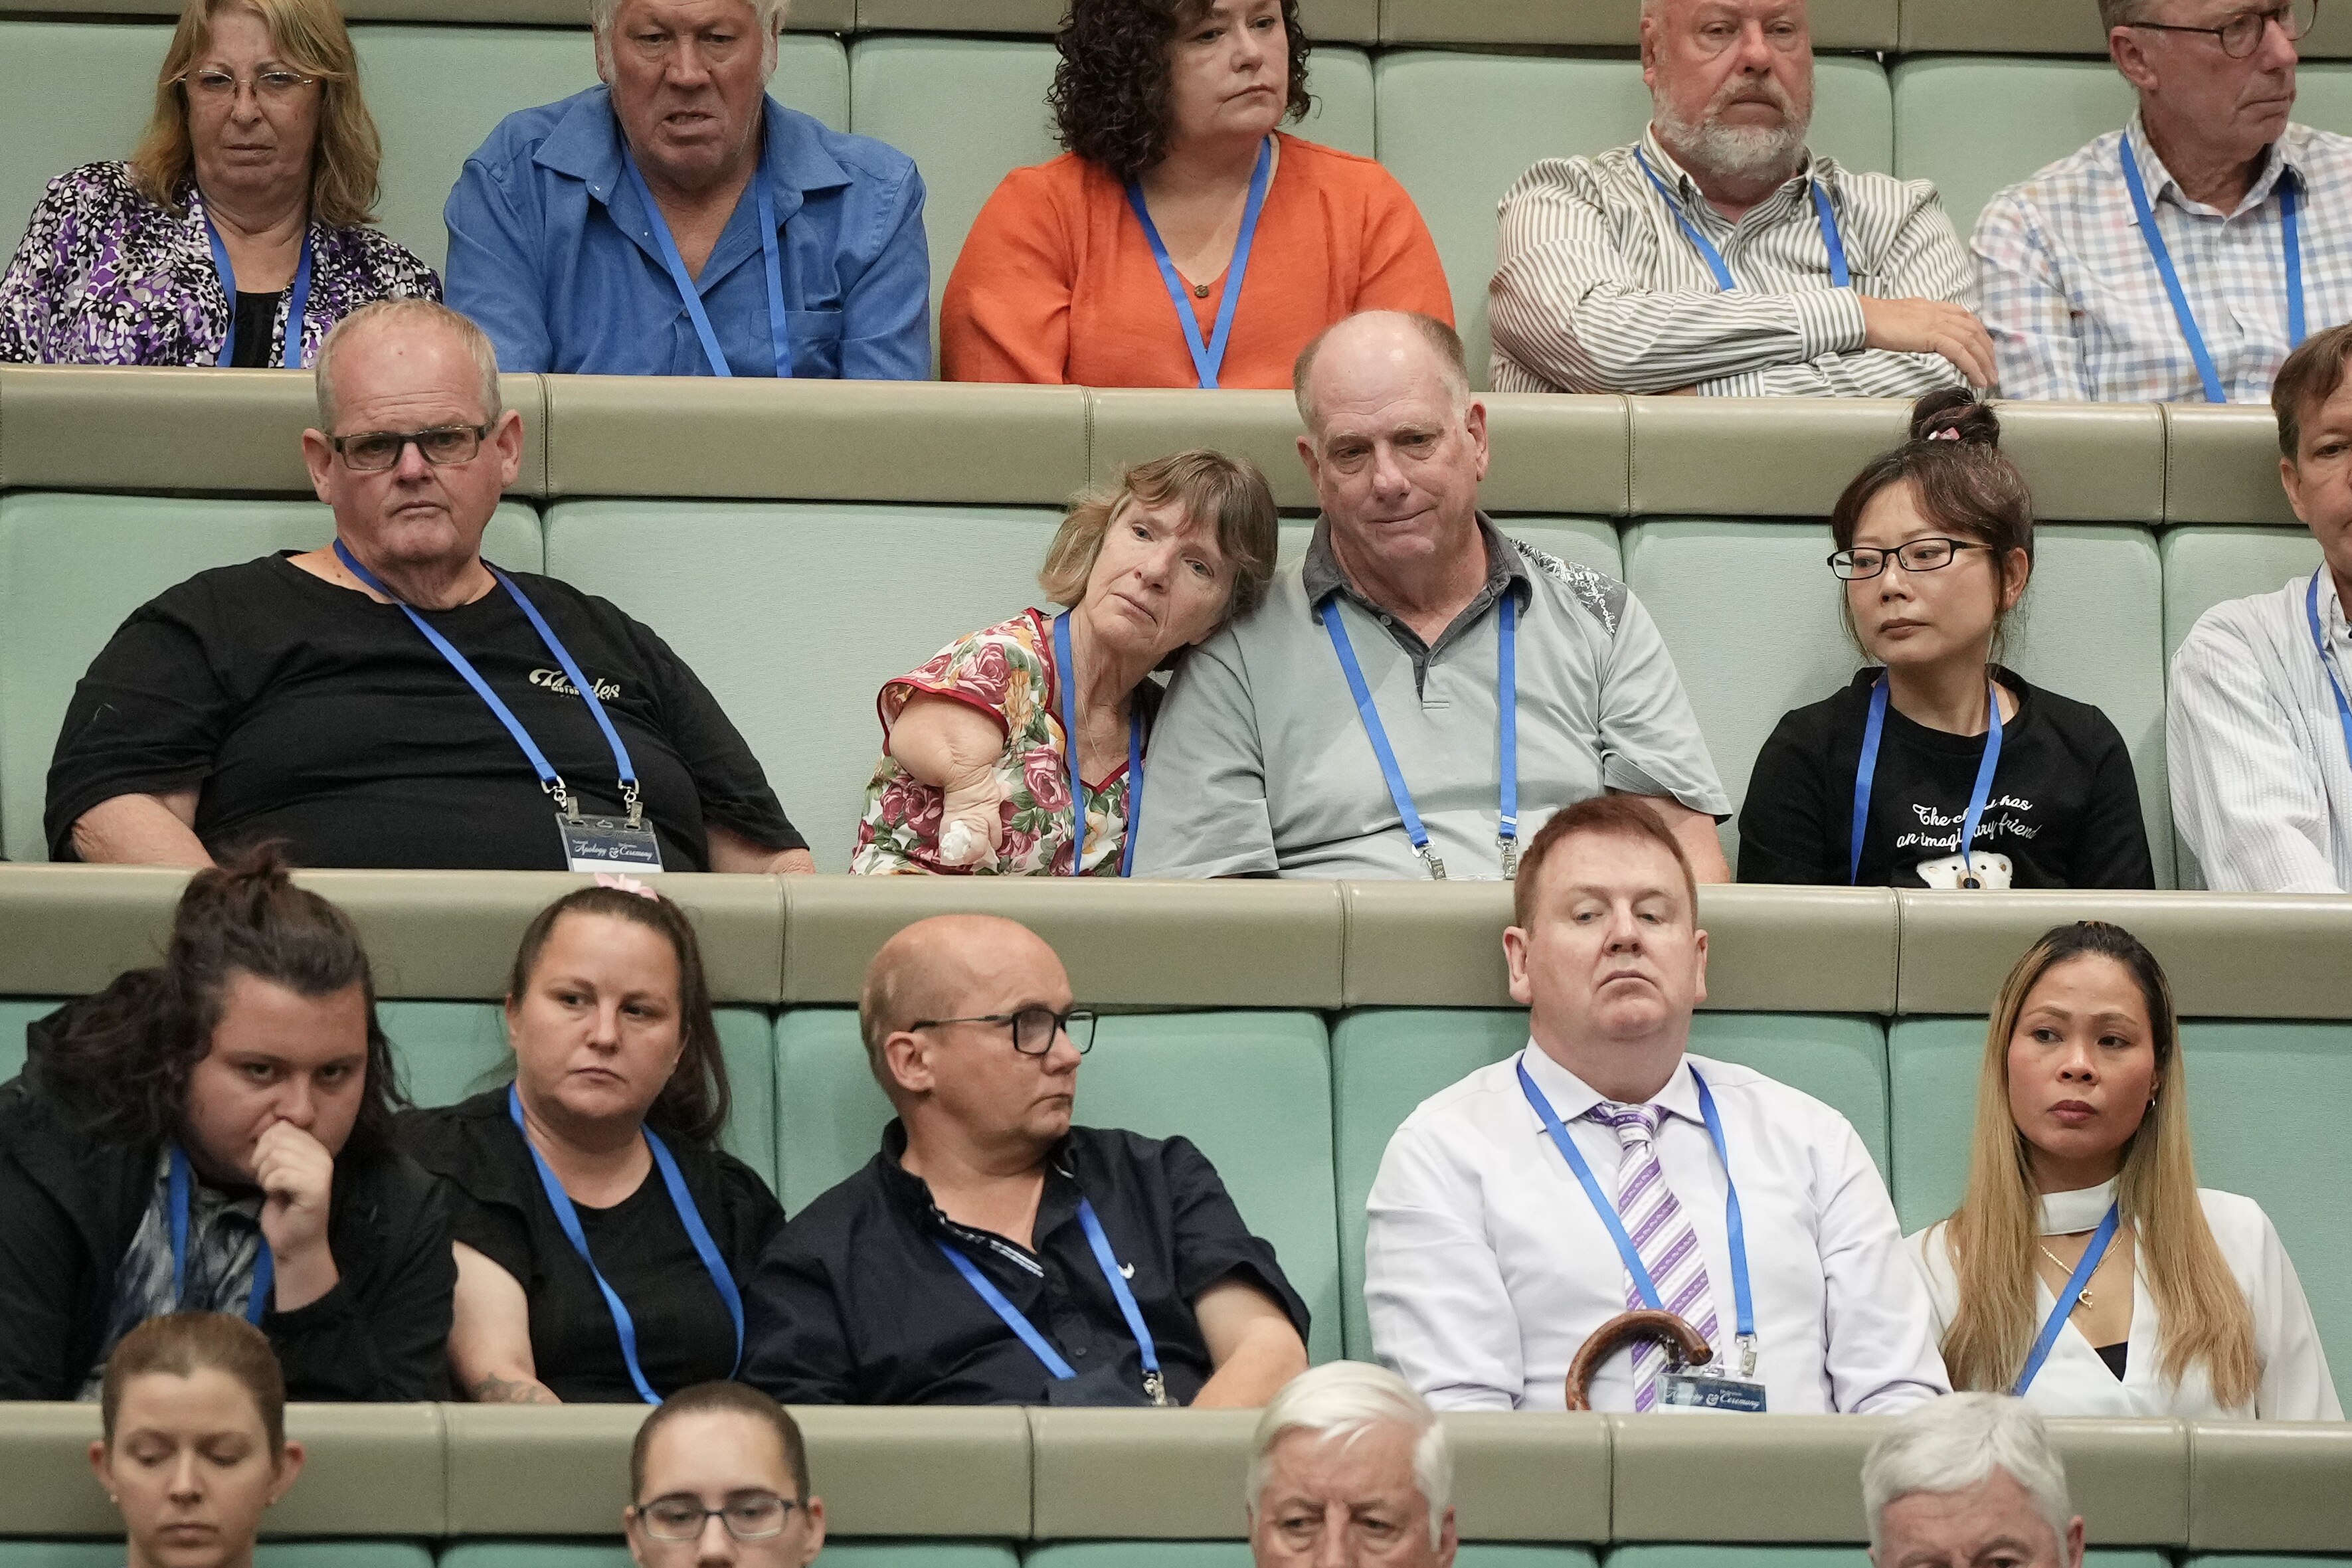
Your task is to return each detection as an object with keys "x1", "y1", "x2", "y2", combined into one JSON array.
[{"x1": 47, "y1": 298, "x2": 814, "y2": 873}]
